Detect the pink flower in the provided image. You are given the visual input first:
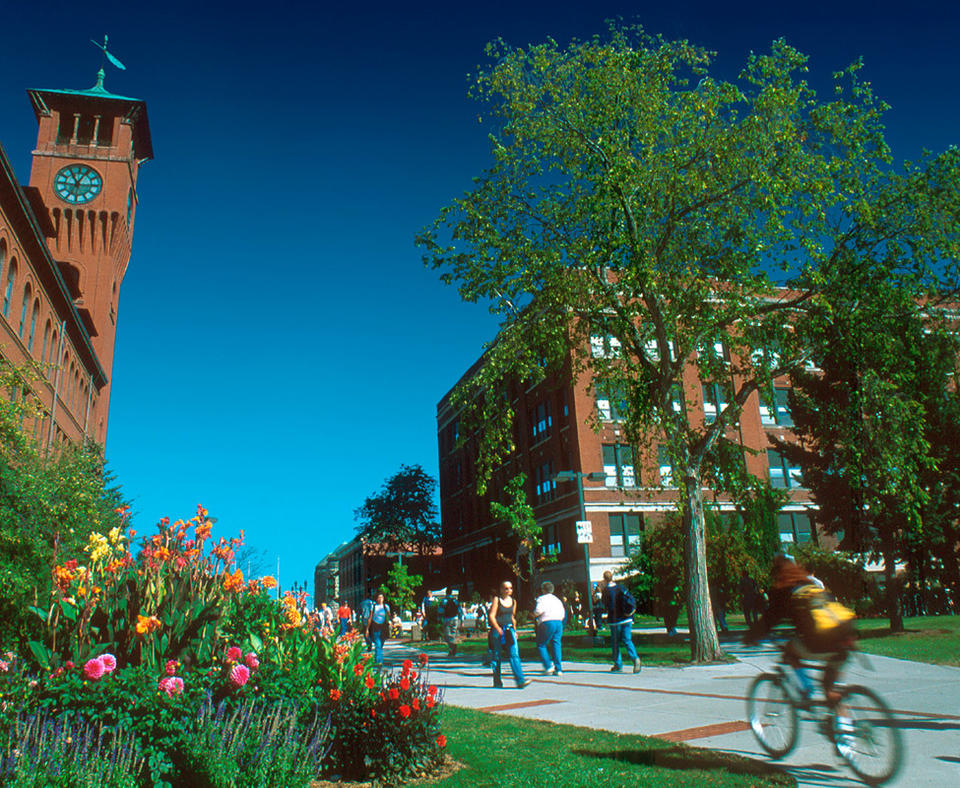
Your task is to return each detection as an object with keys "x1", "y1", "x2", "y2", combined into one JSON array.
[
  {"x1": 158, "y1": 676, "x2": 184, "y2": 697},
  {"x1": 229, "y1": 664, "x2": 250, "y2": 688},
  {"x1": 83, "y1": 658, "x2": 104, "y2": 681},
  {"x1": 225, "y1": 646, "x2": 242, "y2": 663},
  {"x1": 64, "y1": 660, "x2": 75, "y2": 670},
  {"x1": 165, "y1": 659, "x2": 178, "y2": 676},
  {"x1": 0, "y1": 661, "x2": 8, "y2": 673},
  {"x1": 99, "y1": 653, "x2": 117, "y2": 673},
  {"x1": 243, "y1": 652, "x2": 259, "y2": 670}
]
